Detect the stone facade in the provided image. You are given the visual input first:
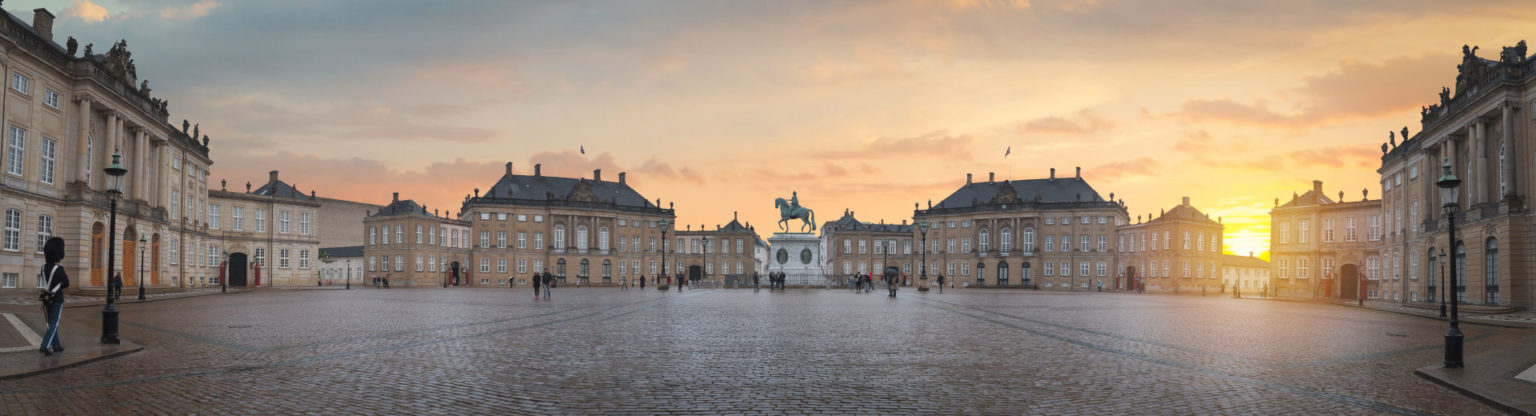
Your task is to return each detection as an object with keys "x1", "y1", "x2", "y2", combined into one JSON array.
[
  {"x1": 820, "y1": 210, "x2": 916, "y2": 283},
  {"x1": 1376, "y1": 40, "x2": 1536, "y2": 309},
  {"x1": 363, "y1": 193, "x2": 470, "y2": 287},
  {"x1": 671, "y1": 213, "x2": 767, "y2": 286},
  {"x1": 912, "y1": 168, "x2": 1129, "y2": 290},
  {"x1": 315, "y1": 196, "x2": 380, "y2": 249},
  {"x1": 203, "y1": 171, "x2": 322, "y2": 287},
  {"x1": 1117, "y1": 197, "x2": 1224, "y2": 293},
  {"x1": 1221, "y1": 254, "x2": 1270, "y2": 295},
  {"x1": 0, "y1": 8, "x2": 217, "y2": 292},
  {"x1": 1269, "y1": 180, "x2": 1382, "y2": 299}
]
